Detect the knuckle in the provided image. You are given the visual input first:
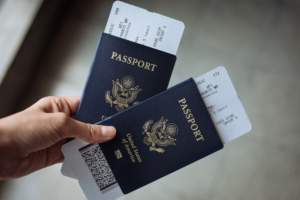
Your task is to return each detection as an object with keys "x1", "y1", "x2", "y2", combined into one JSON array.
[
  {"x1": 36, "y1": 96, "x2": 70, "y2": 114},
  {"x1": 87, "y1": 124, "x2": 98, "y2": 143},
  {"x1": 52, "y1": 113, "x2": 70, "y2": 139},
  {"x1": 56, "y1": 113, "x2": 70, "y2": 127},
  {"x1": 39, "y1": 96, "x2": 54, "y2": 104},
  {"x1": 36, "y1": 96, "x2": 55, "y2": 111},
  {"x1": 54, "y1": 97, "x2": 66, "y2": 112},
  {"x1": 53, "y1": 113, "x2": 69, "y2": 129}
]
